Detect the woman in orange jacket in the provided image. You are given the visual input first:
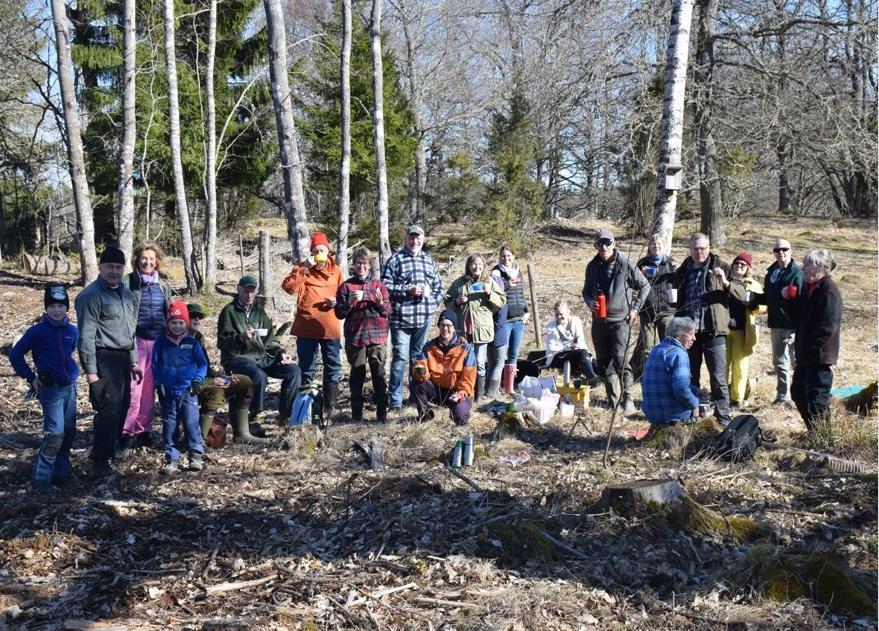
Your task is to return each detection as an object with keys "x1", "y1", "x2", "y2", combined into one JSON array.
[{"x1": 281, "y1": 233, "x2": 344, "y2": 419}]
